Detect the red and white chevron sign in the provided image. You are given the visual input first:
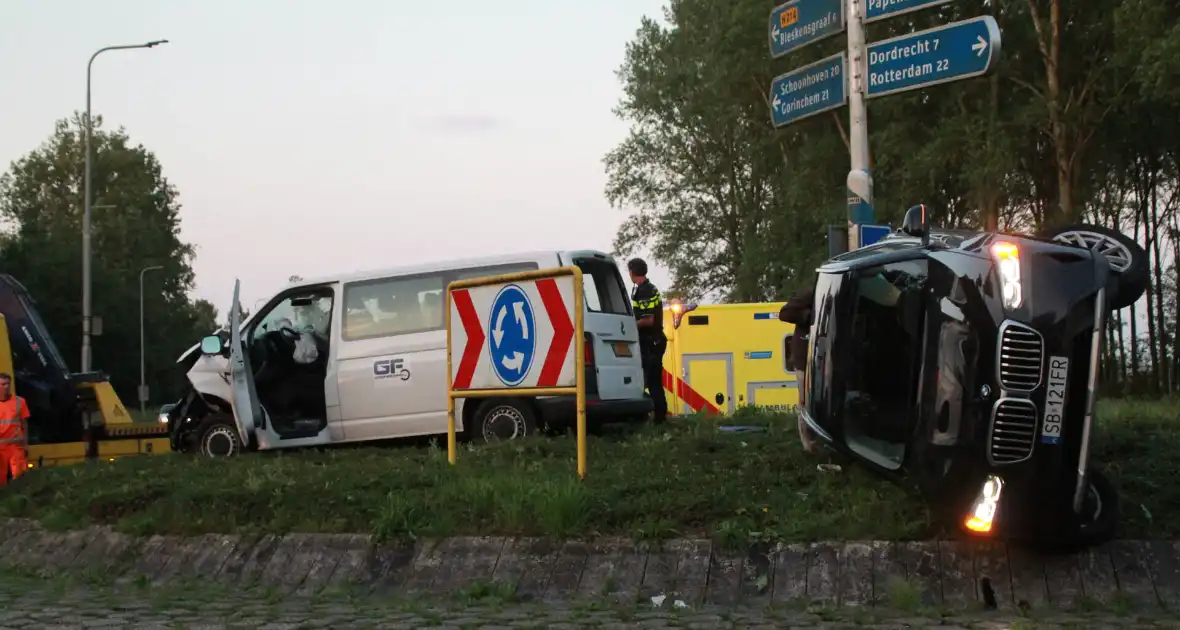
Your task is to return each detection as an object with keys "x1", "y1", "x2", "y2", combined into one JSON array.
[{"x1": 449, "y1": 275, "x2": 578, "y2": 390}]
